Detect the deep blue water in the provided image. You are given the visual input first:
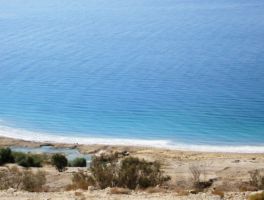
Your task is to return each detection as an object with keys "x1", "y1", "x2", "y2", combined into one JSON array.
[{"x1": 0, "y1": 0, "x2": 264, "y2": 148}]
